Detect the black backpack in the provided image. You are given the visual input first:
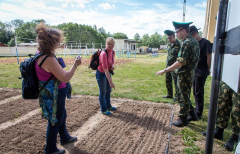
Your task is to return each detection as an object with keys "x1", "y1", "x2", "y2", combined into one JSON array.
[
  {"x1": 89, "y1": 49, "x2": 108, "y2": 70},
  {"x1": 20, "y1": 53, "x2": 53, "y2": 99}
]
